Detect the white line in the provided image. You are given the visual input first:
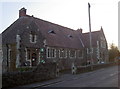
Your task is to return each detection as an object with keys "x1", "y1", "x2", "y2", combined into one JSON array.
[{"x1": 110, "y1": 72, "x2": 118, "y2": 76}]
